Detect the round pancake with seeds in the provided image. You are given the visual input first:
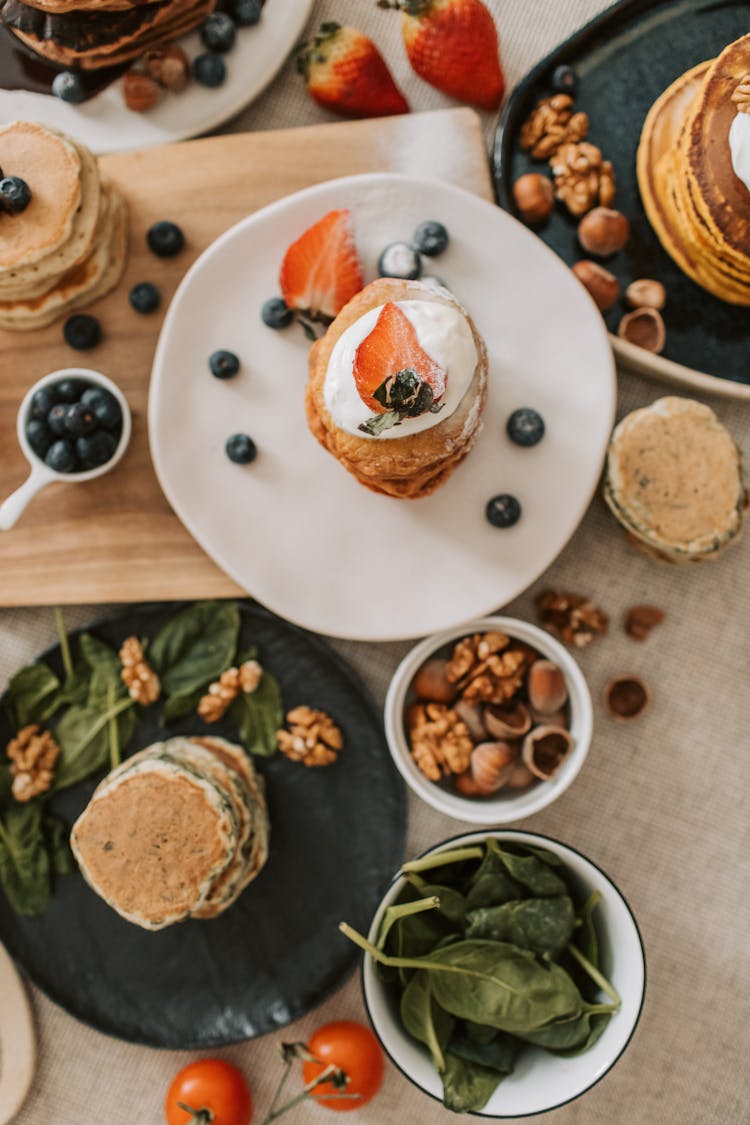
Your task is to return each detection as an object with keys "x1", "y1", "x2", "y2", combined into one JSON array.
[
  {"x1": 0, "y1": 121, "x2": 81, "y2": 270},
  {"x1": 71, "y1": 756, "x2": 239, "y2": 930},
  {"x1": 604, "y1": 397, "x2": 744, "y2": 562}
]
